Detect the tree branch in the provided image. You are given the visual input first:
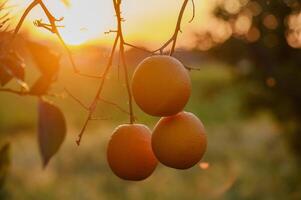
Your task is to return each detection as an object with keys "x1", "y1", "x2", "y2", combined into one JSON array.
[
  {"x1": 13, "y1": 0, "x2": 38, "y2": 37},
  {"x1": 76, "y1": 34, "x2": 120, "y2": 146},
  {"x1": 123, "y1": 0, "x2": 190, "y2": 56},
  {"x1": 64, "y1": 88, "x2": 89, "y2": 111}
]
